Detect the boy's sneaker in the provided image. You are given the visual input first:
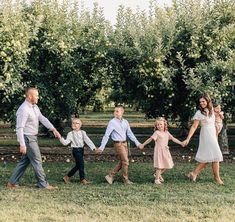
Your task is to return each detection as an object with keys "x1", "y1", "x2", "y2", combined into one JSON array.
[
  {"x1": 80, "y1": 179, "x2": 92, "y2": 185},
  {"x1": 123, "y1": 179, "x2": 134, "y2": 185},
  {"x1": 154, "y1": 179, "x2": 162, "y2": 185},
  {"x1": 105, "y1": 175, "x2": 114, "y2": 184}
]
